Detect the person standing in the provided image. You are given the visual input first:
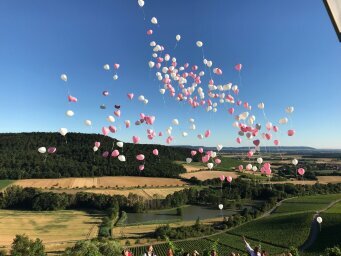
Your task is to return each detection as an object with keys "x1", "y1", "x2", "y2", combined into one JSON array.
[{"x1": 242, "y1": 236, "x2": 261, "y2": 256}]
